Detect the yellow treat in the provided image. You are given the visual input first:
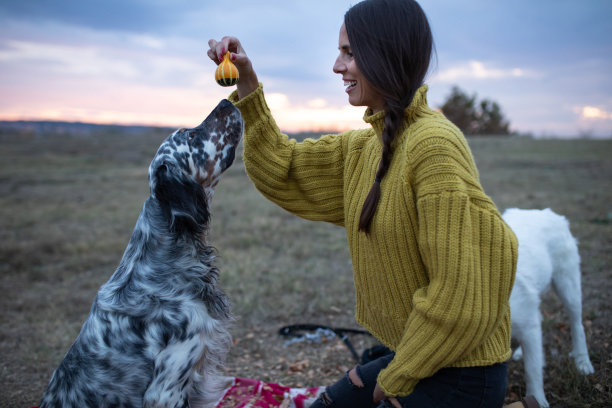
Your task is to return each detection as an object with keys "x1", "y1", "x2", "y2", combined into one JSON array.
[{"x1": 215, "y1": 51, "x2": 239, "y2": 87}]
